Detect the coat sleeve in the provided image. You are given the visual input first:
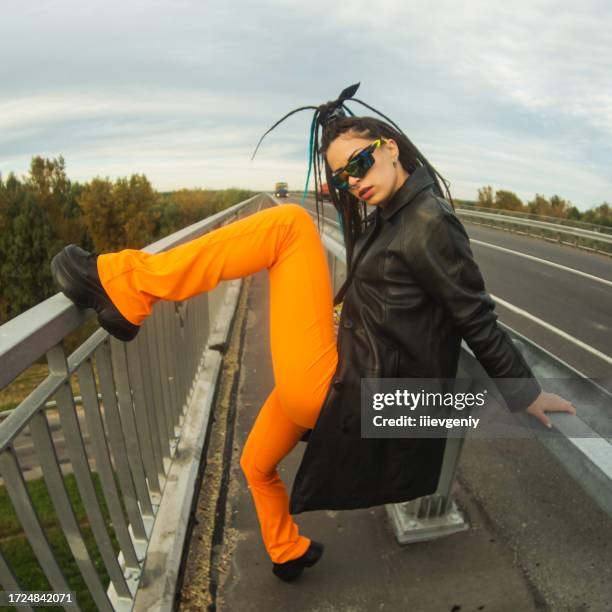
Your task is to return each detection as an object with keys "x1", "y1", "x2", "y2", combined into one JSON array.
[{"x1": 402, "y1": 200, "x2": 542, "y2": 412}]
